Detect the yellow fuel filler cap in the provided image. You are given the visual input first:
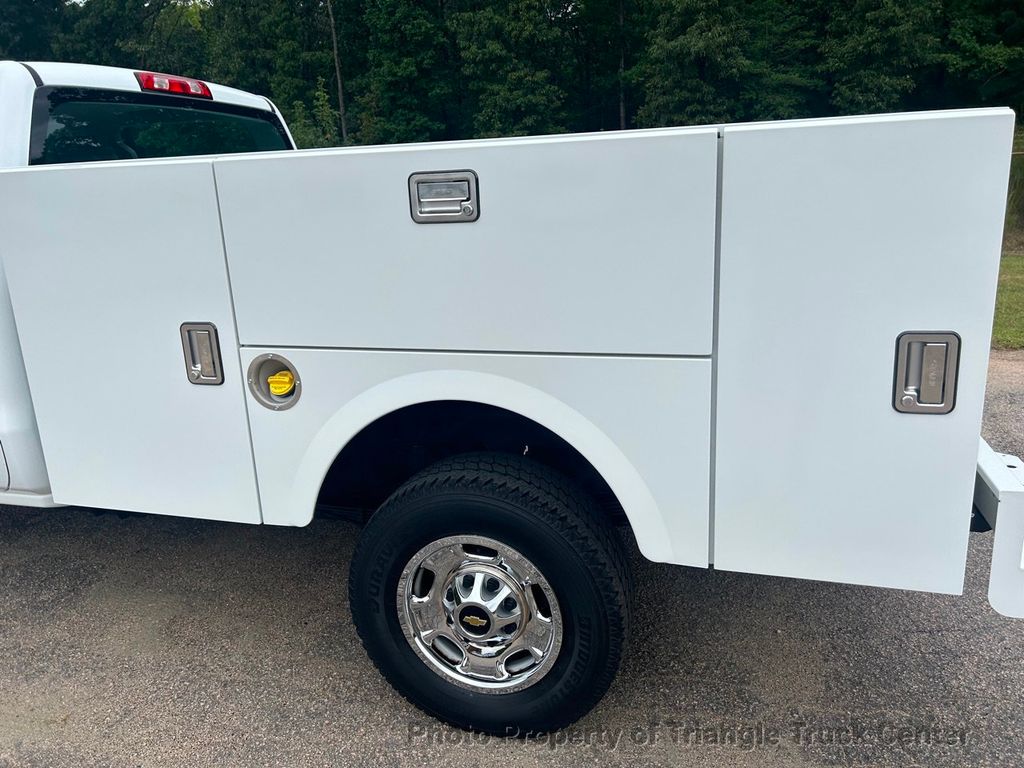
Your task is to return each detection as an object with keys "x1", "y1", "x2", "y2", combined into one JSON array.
[{"x1": 267, "y1": 370, "x2": 296, "y2": 397}]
